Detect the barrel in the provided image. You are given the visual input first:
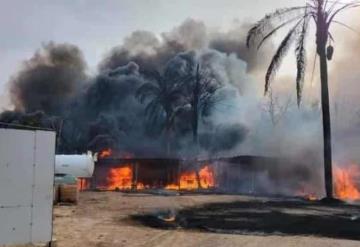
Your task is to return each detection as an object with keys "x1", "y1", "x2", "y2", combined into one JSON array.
[{"x1": 59, "y1": 184, "x2": 79, "y2": 204}]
